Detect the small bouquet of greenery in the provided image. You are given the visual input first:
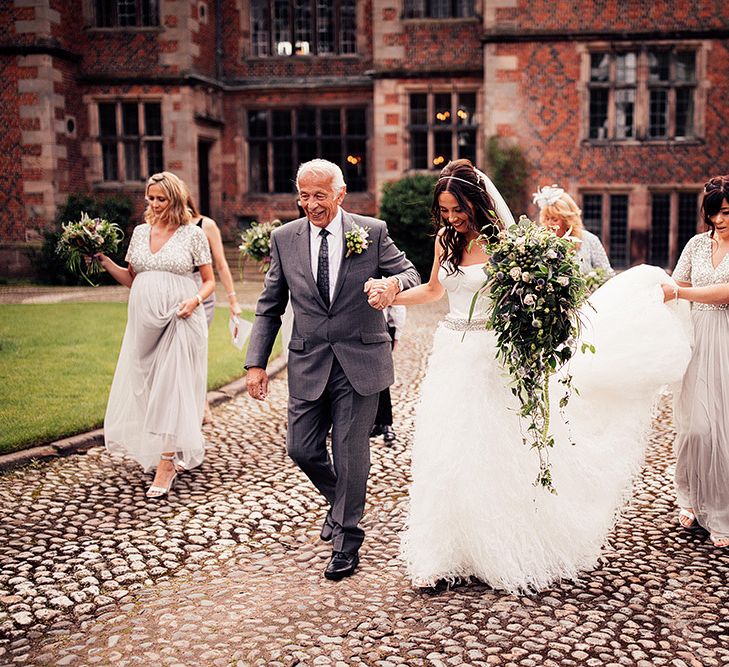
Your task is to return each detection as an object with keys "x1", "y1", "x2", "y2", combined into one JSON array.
[
  {"x1": 238, "y1": 220, "x2": 281, "y2": 273},
  {"x1": 56, "y1": 212, "x2": 124, "y2": 287},
  {"x1": 583, "y1": 267, "x2": 611, "y2": 295},
  {"x1": 471, "y1": 216, "x2": 592, "y2": 493}
]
